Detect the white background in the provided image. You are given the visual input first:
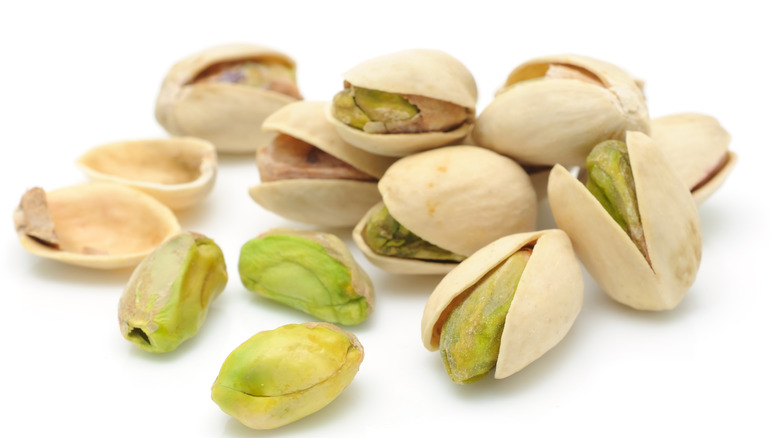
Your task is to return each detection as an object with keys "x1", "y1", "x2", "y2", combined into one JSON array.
[{"x1": 2, "y1": 1, "x2": 778, "y2": 436}]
